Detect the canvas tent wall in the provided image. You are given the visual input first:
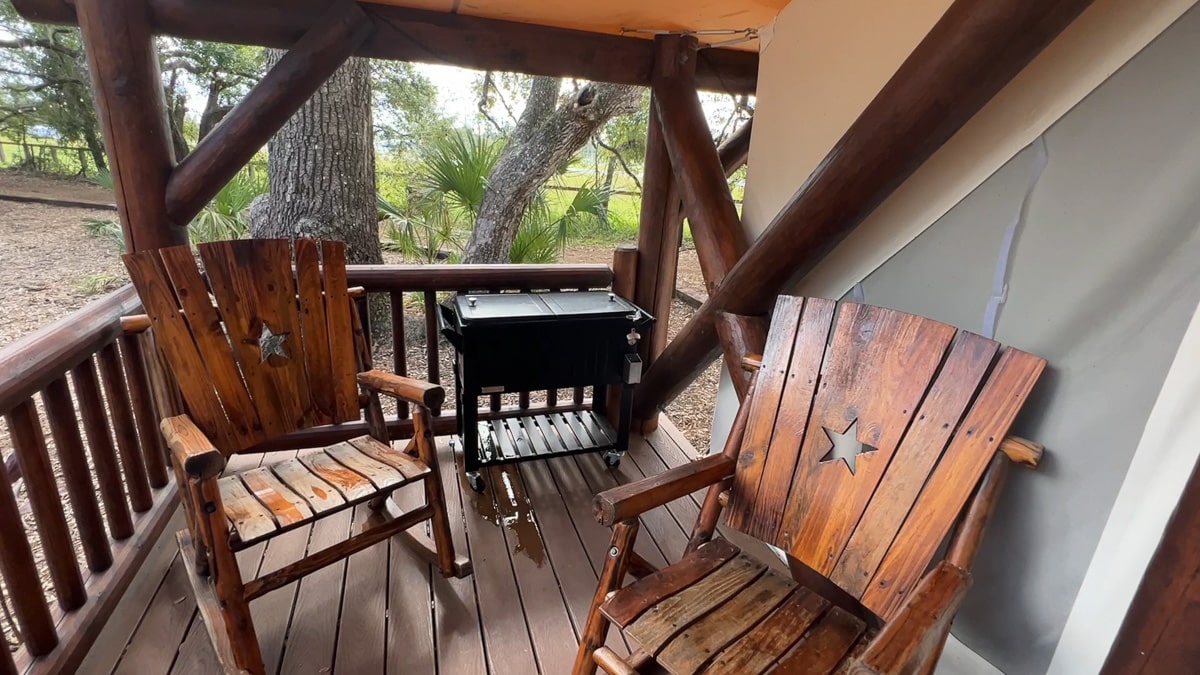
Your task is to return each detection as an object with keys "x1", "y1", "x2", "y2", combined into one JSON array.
[{"x1": 721, "y1": 0, "x2": 1200, "y2": 673}]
